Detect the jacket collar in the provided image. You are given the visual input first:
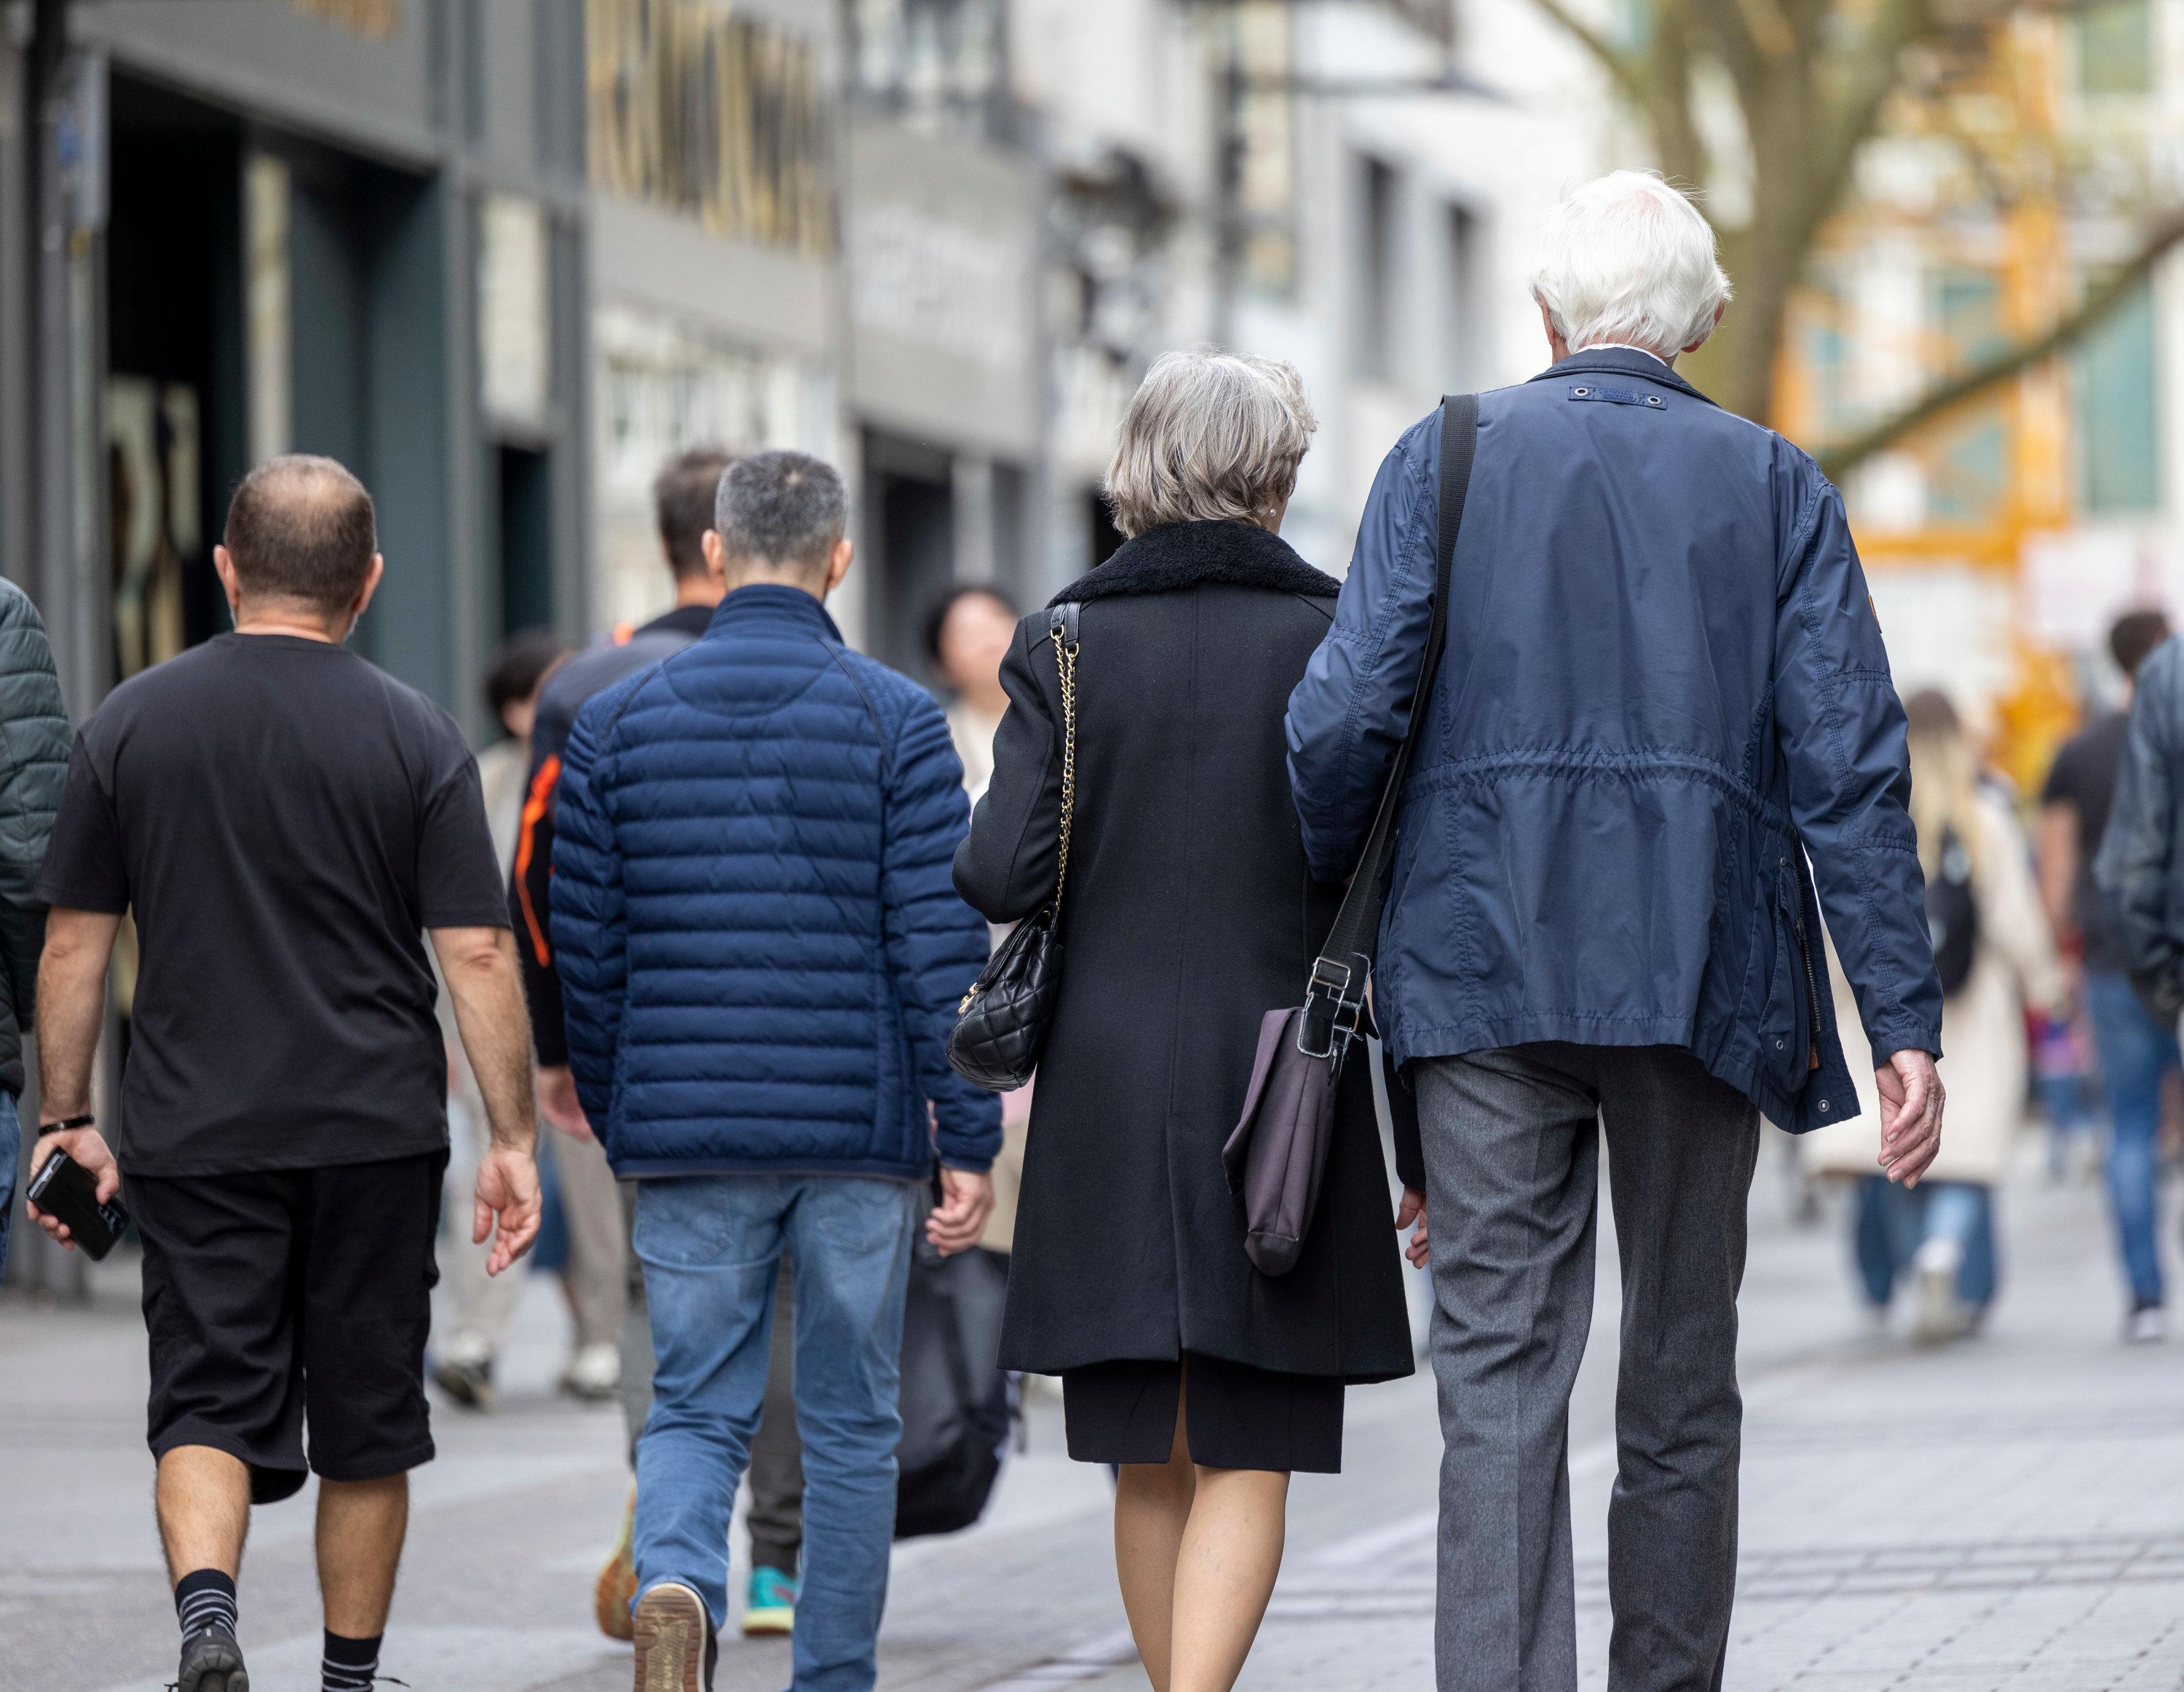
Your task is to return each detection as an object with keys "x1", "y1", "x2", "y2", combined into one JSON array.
[
  {"x1": 1051, "y1": 519, "x2": 1340, "y2": 606},
  {"x1": 708, "y1": 582, "x2": 844, "y2": 643},
  {"x1": 1529, "y1": 346, "x2": 1717, "y2": 406}
]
